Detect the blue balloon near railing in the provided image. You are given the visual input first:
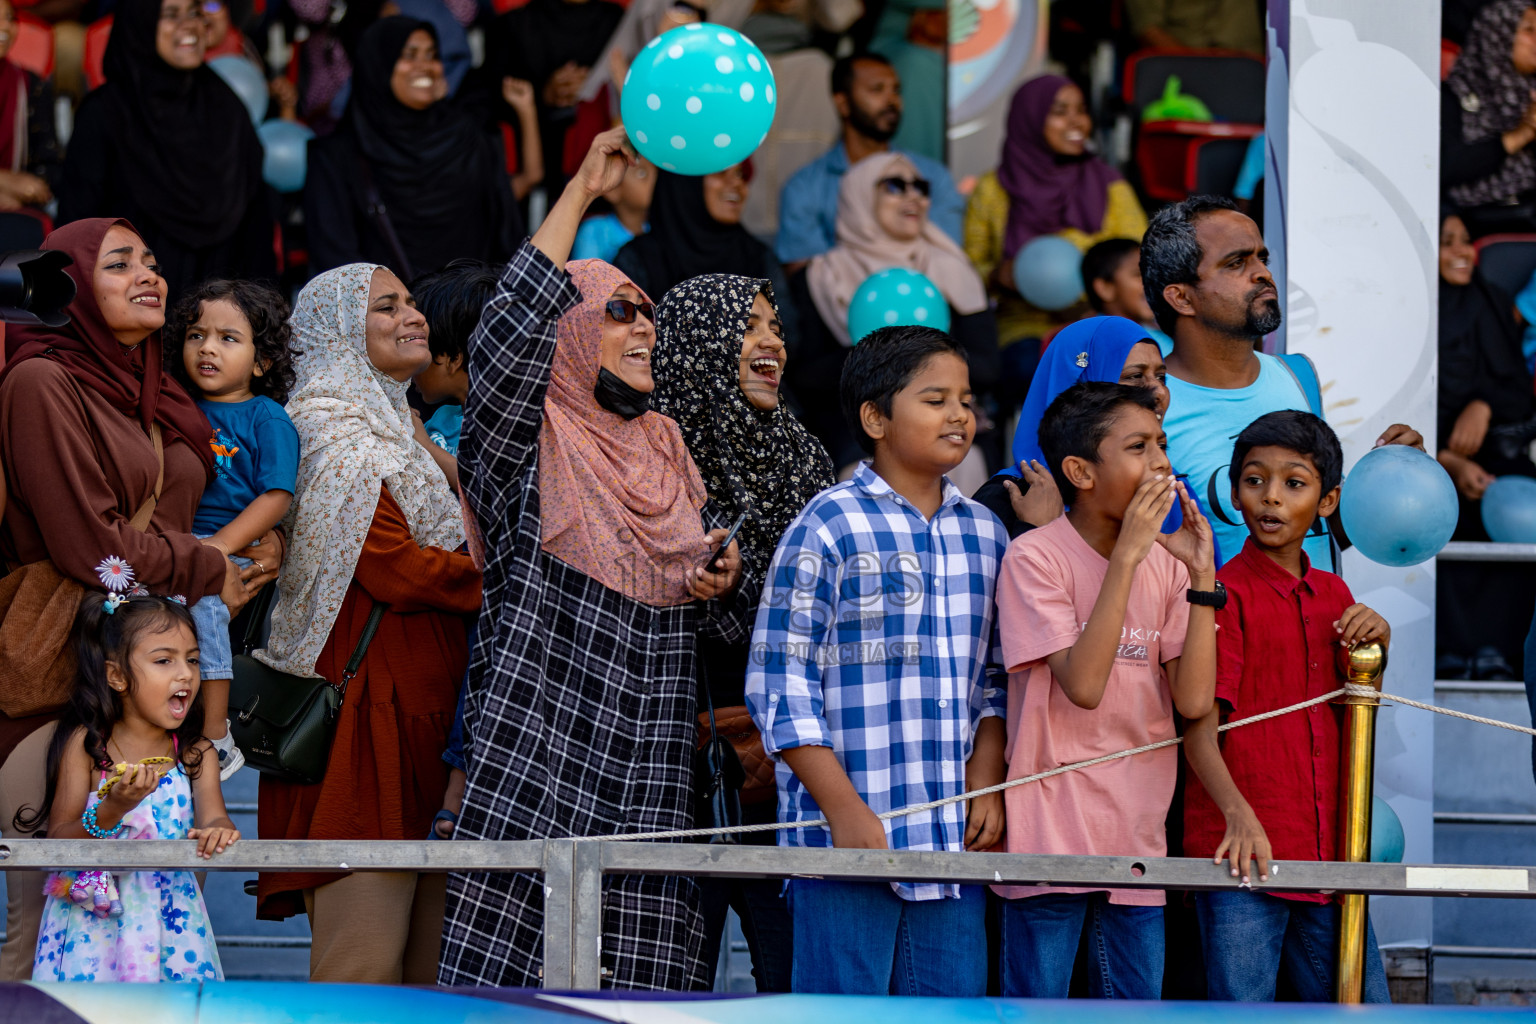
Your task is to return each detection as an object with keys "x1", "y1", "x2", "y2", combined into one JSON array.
[
  {"x1": 1012, "y1": 234, "x2": 1084, "y2": 311},
  {"x1": 1339, "y1": 445, "x2": 1458, "y2": 566},
  {"x1": 258, "y1": 120, "x2": 314, "y2": 194},
  {"x1": 1371, "y1": 796, "x2": 1405, "y2": 863},
  {"x1": 209, "y1": 55, "x2": 268, "y2": 126},
  {"x1": 620, "y1": 24, "x2": 776, "y2": 176},
  {"x1": 1481, "y1": 474, "x2": 1536, "y2": 543},
  {"x1": 848, "y1": 268, "x2": 950, "y2": 344}
]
